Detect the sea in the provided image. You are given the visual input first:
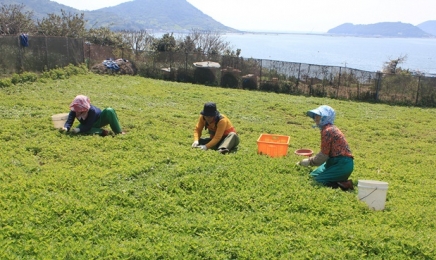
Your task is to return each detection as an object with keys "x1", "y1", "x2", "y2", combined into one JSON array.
[{"x1": 221, "y1": 33, "x2": 436, "y2": 76}]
